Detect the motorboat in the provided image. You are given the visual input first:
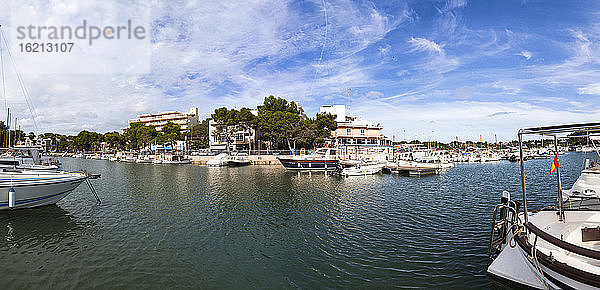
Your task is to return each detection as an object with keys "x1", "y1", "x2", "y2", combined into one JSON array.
[
  {"x1": 135, "y1": 156, "x2": 152, "y2": 163},
  {"x1": 162, "y1": 155, "x2": 191, "y2": 164},
  {"x1": 487, "y1": 122, "x2": 600, "y2": 289},
  {"x1": 0, "y1": 146, "x2": 61, "y2": 171},
  {"x1": 207, "y1": 153, "x2": 228, "y2": 167},
  {"x1": 277, "y1": 148, "x2": 339, "y2": 170},
  {"x1": 226, "y1": 153, "x2": 251, "y2": 167},
  {"x1": 340, "y1": 163, "x2": 384, "y2": 177},
  {"x1": 0, "y1": 170, "x2": 89, "y2": 210}
]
